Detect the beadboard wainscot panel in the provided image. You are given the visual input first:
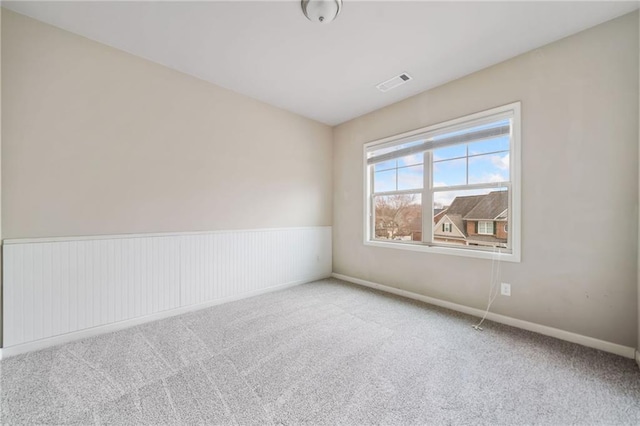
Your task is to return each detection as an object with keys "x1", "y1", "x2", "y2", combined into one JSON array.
[
  {"x1": 2, "y1": 226, "x2": 332, "y2": 352},
  {"x1": 178, "y1": 228, "x2": 331, "y2": 307}
]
